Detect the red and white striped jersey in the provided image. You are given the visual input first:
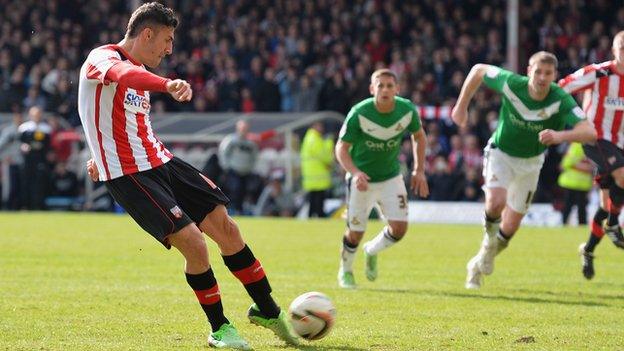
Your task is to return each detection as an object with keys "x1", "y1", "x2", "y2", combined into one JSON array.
[
  {"x1": 78, "y1": 44, "x2": 172, "y2": 181},
  {"x1": 559, "y1": 61, "x2": 624, "y2": 147}
]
